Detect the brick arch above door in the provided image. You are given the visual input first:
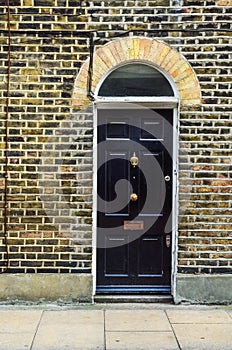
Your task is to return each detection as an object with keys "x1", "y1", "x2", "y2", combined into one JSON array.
[{"x1": 72, "y1": 37, "x2": 202, "y2": 110}]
